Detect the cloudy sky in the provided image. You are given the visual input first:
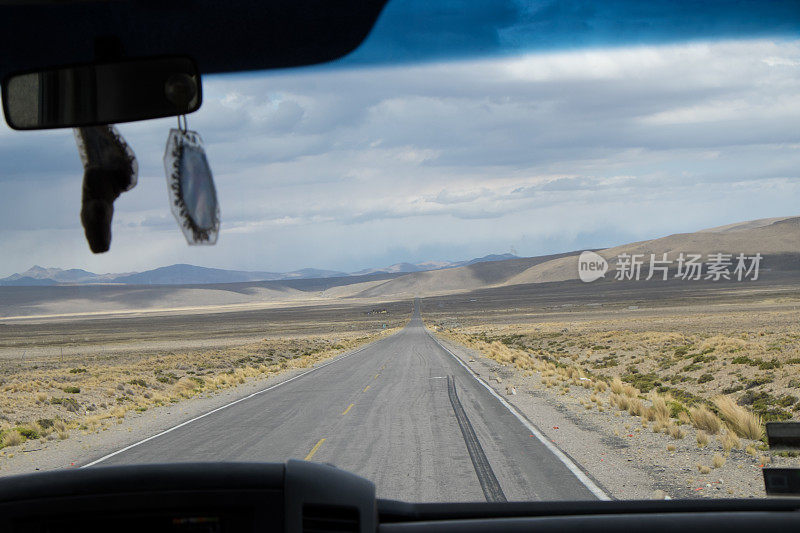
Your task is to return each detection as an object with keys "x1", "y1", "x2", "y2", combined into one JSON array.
[{"x1": 0, "y1": 36, "x2": 799, "y2": 277}]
